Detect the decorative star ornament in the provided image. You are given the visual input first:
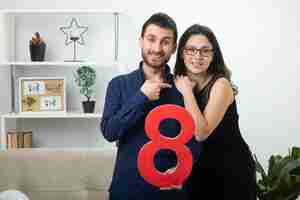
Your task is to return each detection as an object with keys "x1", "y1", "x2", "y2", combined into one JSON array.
[{"x1": 60, "y1": 18, "x2": 88, "y2": 45}]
